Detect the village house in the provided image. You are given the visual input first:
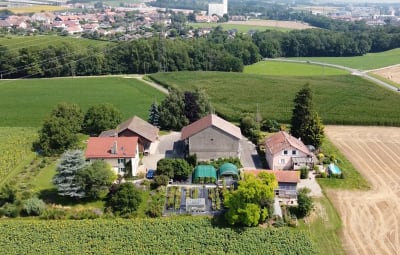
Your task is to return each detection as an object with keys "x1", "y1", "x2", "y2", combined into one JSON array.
[
  {"x1": 181, "y1": 114, "x2": 242, "y2": 161},
  {"x1": 85, "y1": 137, "x2": 140, "y2": 176},
  {"x1": 265, "y1": 131, "x2": 313, "y2": 170},
  {"x1": 100, "y1": 116, "x2": 159, "y2": 154}
]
